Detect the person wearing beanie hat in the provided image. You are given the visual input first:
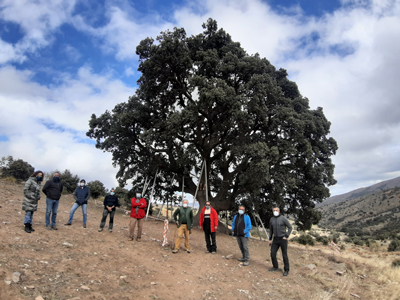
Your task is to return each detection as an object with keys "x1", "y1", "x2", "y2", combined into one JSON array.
[{"x1": 65, "y1": 179, "x2": 91, "y2": 228}]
